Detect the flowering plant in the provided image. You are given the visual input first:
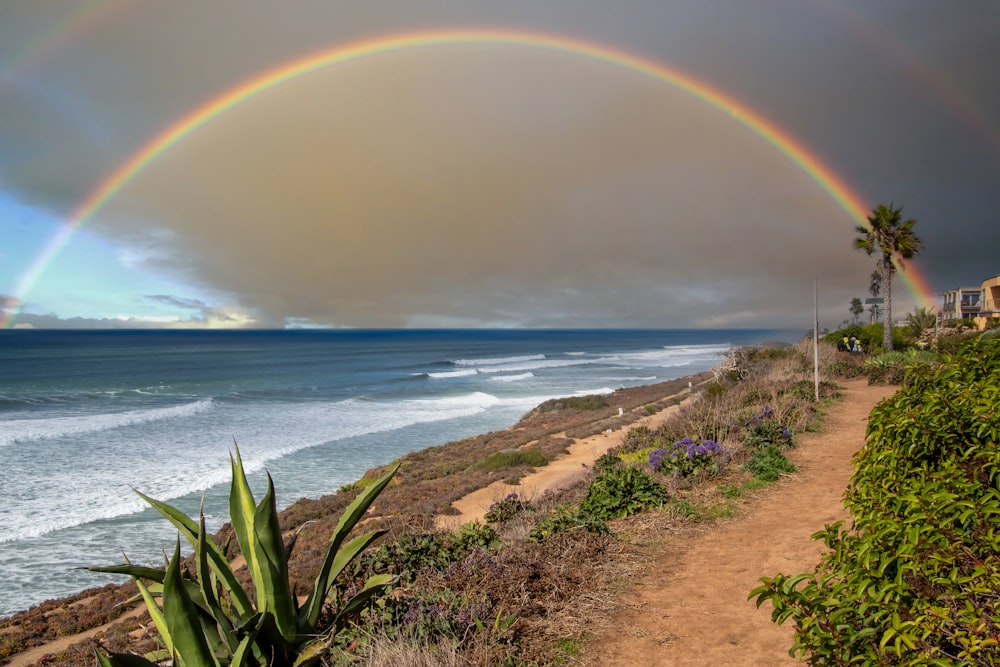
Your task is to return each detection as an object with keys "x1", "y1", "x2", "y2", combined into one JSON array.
[
  {"x1": 742, "y1": 407, "x2": 794, "y2": 450},
  {"x1": 649, "y1": 437, "x2": 728, "y2": 477}
]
